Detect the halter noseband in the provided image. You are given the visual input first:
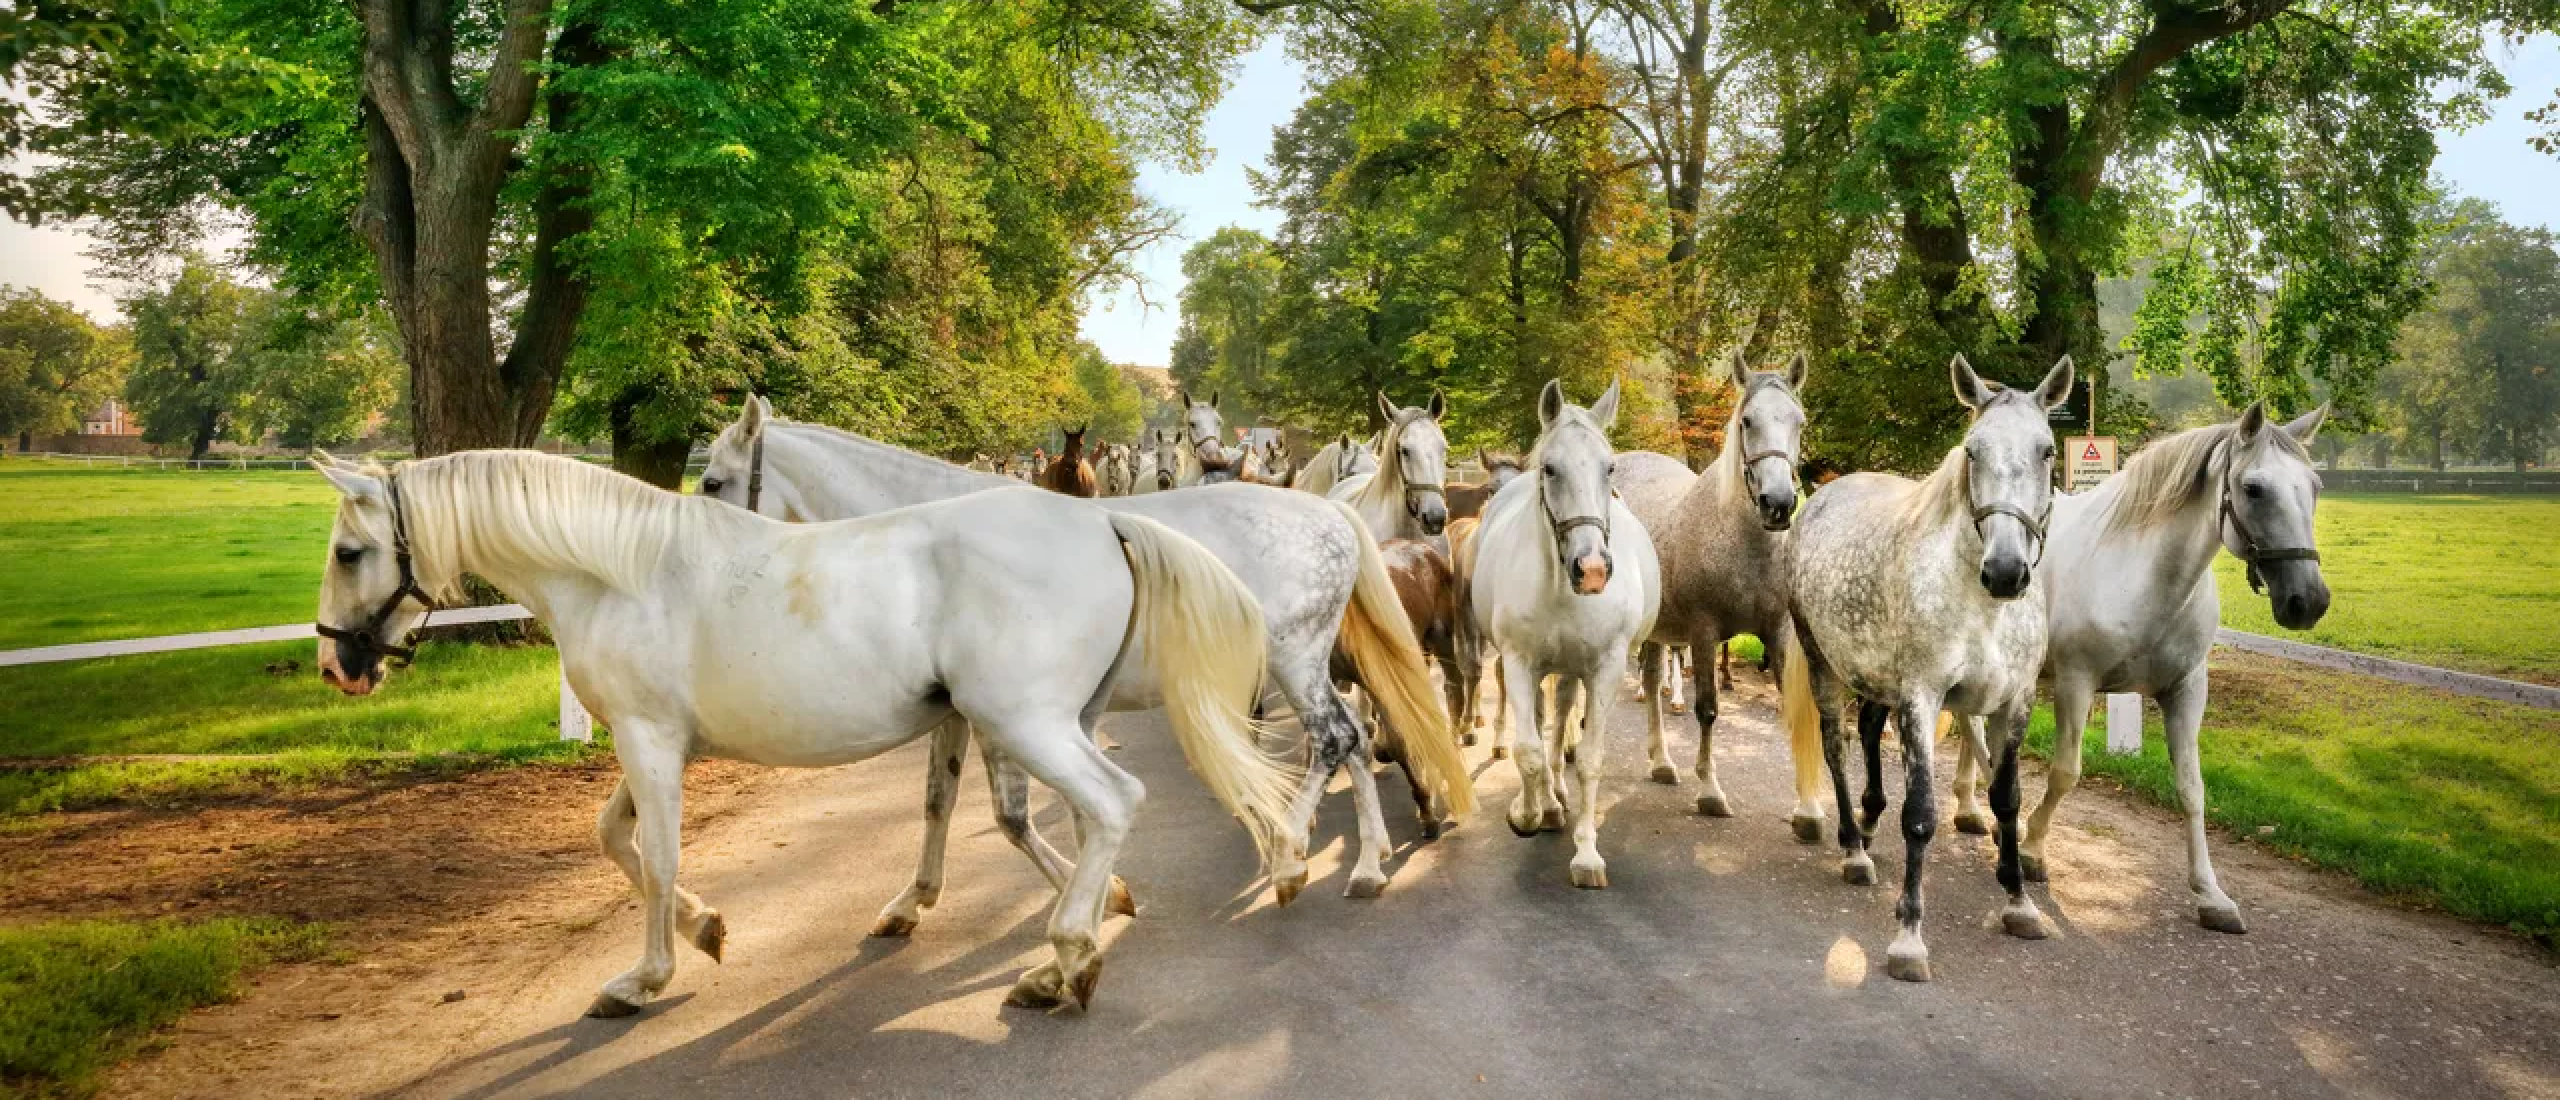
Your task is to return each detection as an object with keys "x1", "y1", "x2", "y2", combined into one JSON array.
[
  {"x1": 2219, "y1": 442, "x2": 2320, "y2": 594},
  {"x1": 1970, "y1": 498, "x2": 2052, "y2": 567},
  {"x1": 315, "y1": 475, "x2": 436, "y2": 667}
]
